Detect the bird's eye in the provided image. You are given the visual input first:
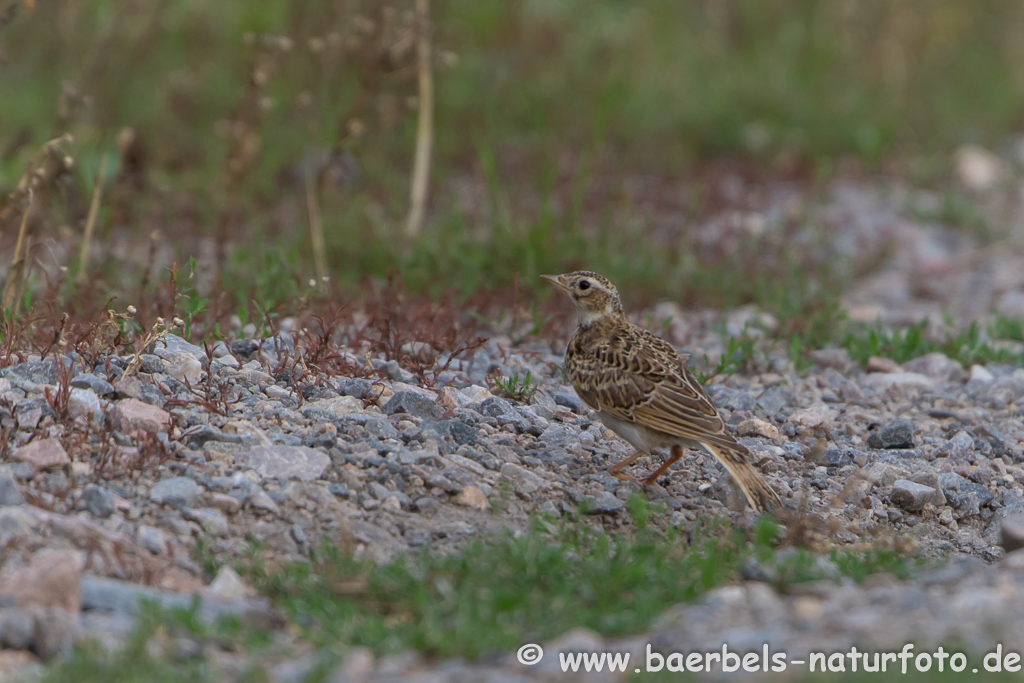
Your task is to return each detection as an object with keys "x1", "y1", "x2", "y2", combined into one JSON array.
[{"x1": 578, "y1": 280, "x2": 591, "y2": 290}]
